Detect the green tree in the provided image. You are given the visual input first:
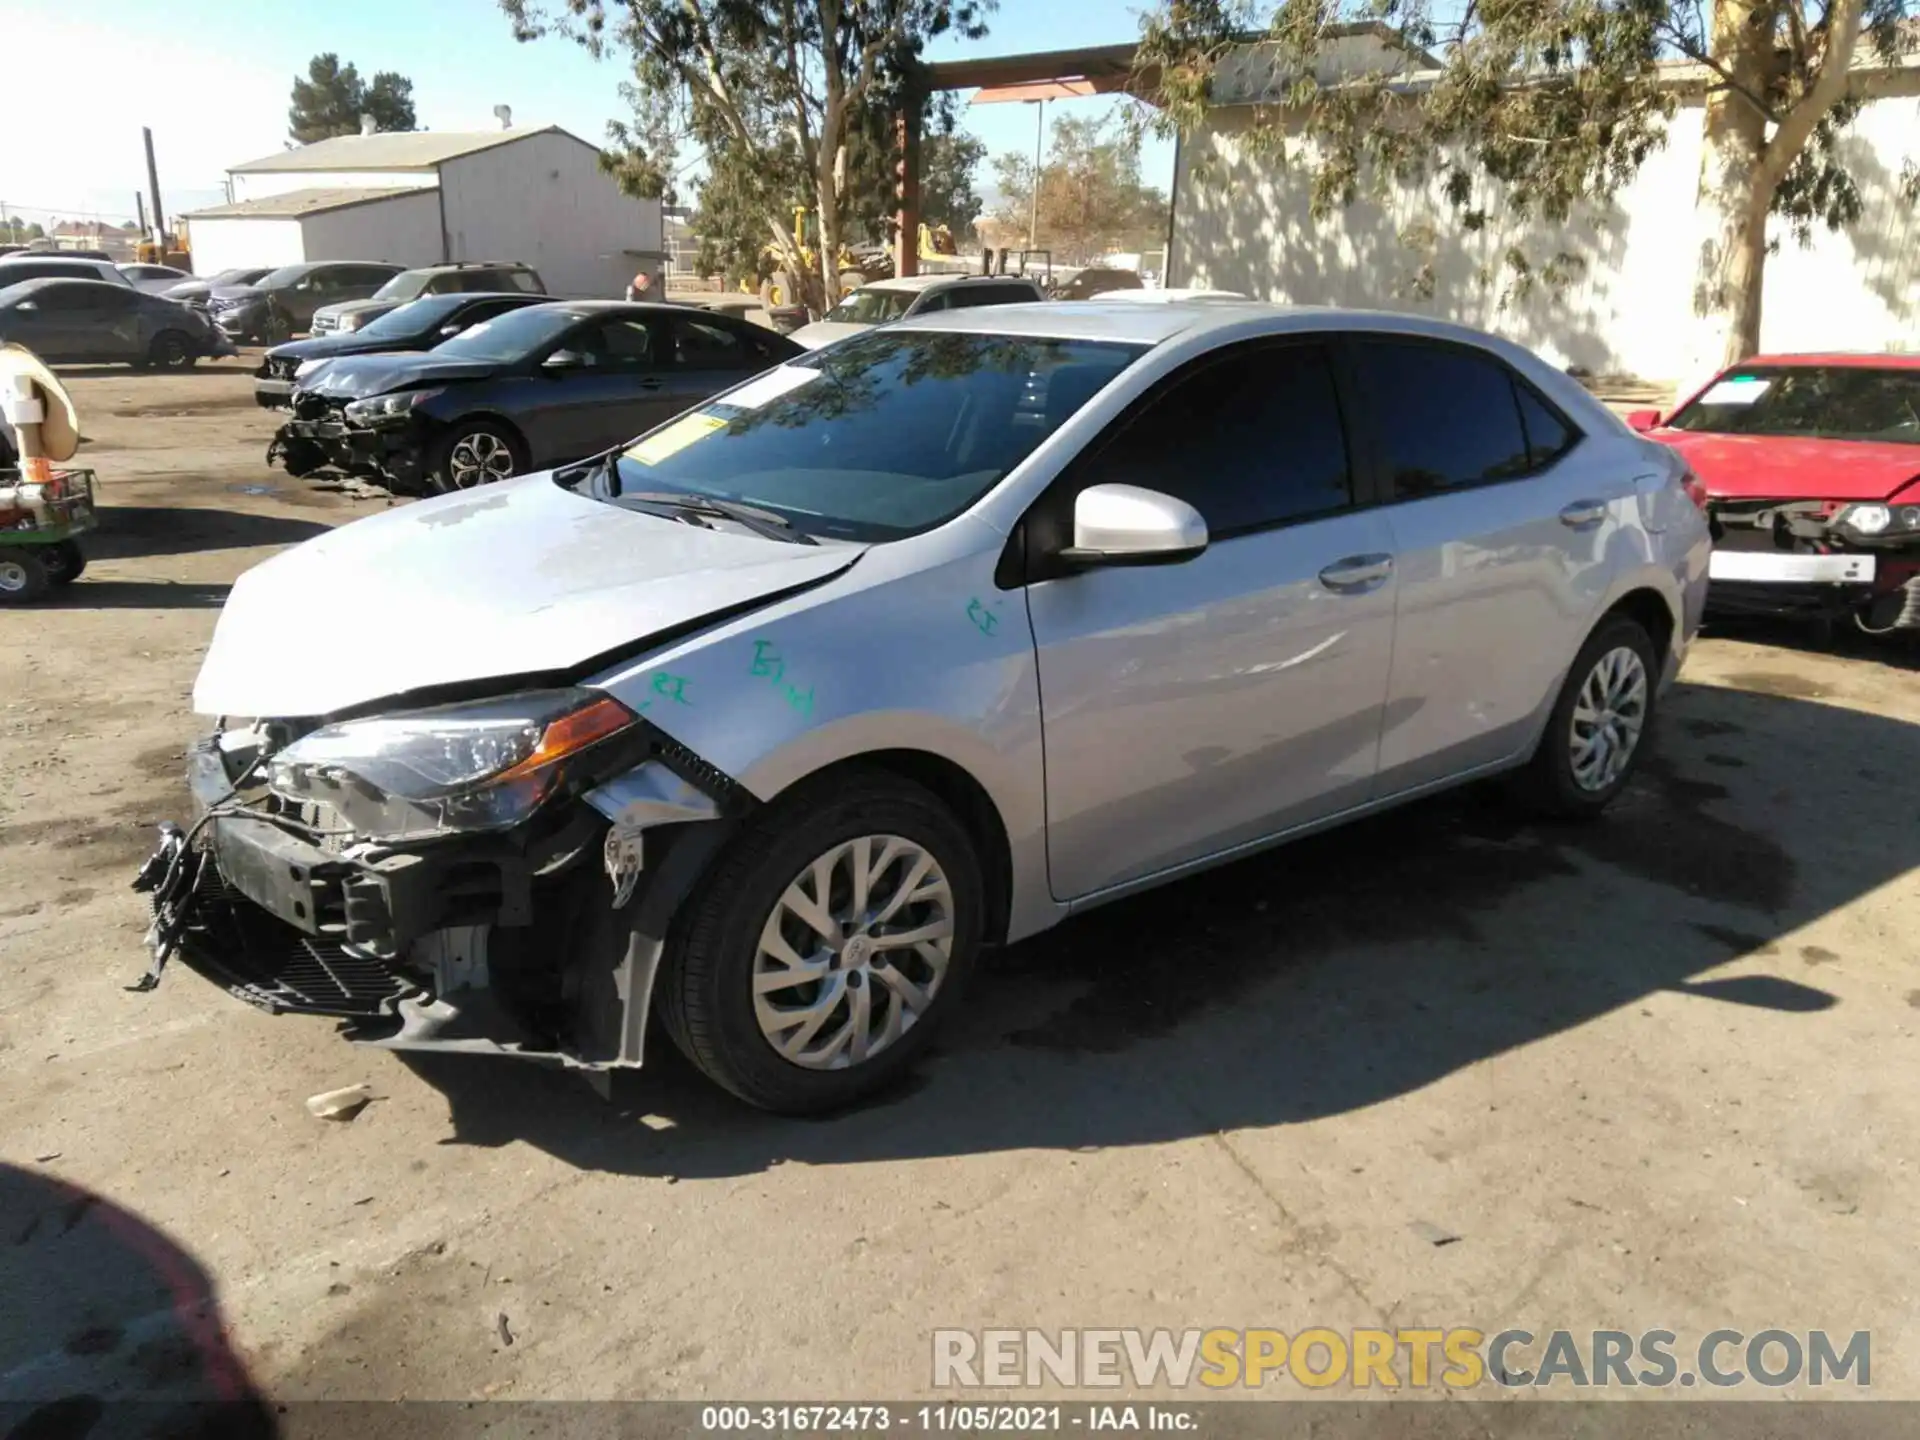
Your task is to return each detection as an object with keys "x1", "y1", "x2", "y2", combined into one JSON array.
[
  {"x1": 289, "y1": 53, "x2": 418, "y2": 144},
  {"x1": 1136, "y1": 0, "x2": 1917, "y2": 370},
  {"x1": 502, "y1": 0, "x2": 992, "y2": 309},
  {"x1": 922, "y1": 131, "x2": 988, "y2": 236},
  {"x1": 992, "y1": 114, "x2": 1169, "y2": 263}
]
